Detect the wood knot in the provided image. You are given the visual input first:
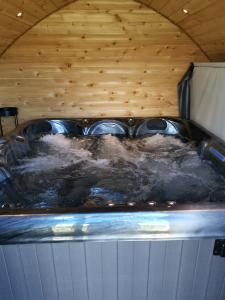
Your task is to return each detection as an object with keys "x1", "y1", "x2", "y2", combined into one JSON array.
[
  {"x1": 114, "y1": 14, "x2": 122, "y2": 22},
  {"x1": 87, "y1": 83, "x2": 94, "y2": 87}
]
